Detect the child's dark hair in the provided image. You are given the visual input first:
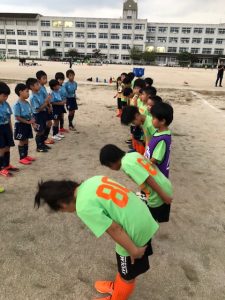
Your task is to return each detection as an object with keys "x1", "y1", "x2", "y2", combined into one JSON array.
[
  {"x1": 55, "y1": 72, "x2": 65, "y2": 81},
  {"x1": 36, "y1": 70, "x2": 47, "y2": 80},
  {"x1": 26, "y1": 78, "x2": 38, "y2": 89},
  {"x1": 34, "y1": 180, "x2": 79, "y2": 211},
  {"x1": 145, "y1": 77, "x2": 153, "y2": 87},
  {"x1": 0, "y1": 82, "x2": 10, "y2": 95},
  {"x1": 100, "y1": 144, "x2": 126, "y2": 167},
  {"x1": 123, "y1": 87, "x2": 133, "y2": 97},
  {"x1": 151, "y1": 102, "x2": 173, "y2": 126},
  {"x1": 122, "y1": 77, "x2": 131, "y2": 85},
  {"x1": 133, "y1": 78, "x2": 146, "y2": 89},
  {"x1": 127, "y1": 72, "x2": 135, "y2": 81},
  {"x1": 49, "y1": 79, "x2": 60, "y2": 90},
  {"x1": 15, "y1": 83, "x2": 27, "y2": 96},
  {"x1": 66, "y1": 69, "x2": 75, "y2": 77},
  {"x1": 121, "y1": 72, "x2": 127, "y2": 77},
  {"x1": 149, "y1": 95, "x2": 163, "y2": 105},
  {"x1": 121, "y1": 106, "x2": 139, "y2": 125},
  {"x1": 148, "y1": 86, "x2": 157, "y2": 96}
]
